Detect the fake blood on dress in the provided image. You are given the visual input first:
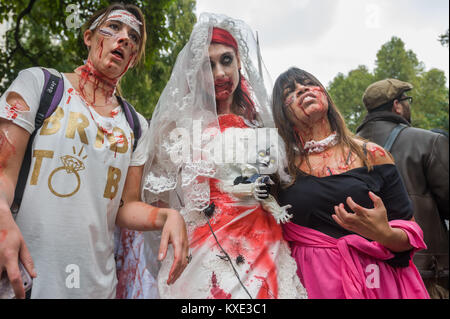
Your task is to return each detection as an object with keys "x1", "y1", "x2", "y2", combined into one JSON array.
[
  {"x1": 209, "y1": 272, "x2": 232, "y2": 299},
  {"x1": 190, "y1": 114, "x2": 282, "y2": 299}
]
